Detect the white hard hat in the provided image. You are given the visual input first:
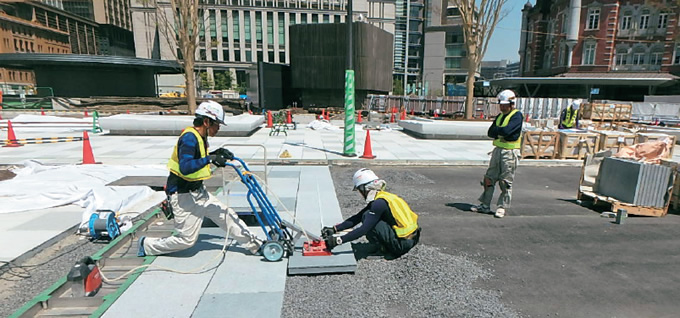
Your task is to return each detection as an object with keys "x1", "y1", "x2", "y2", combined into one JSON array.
[
  {"x1": 196, "y1": 101, "x2": 225, "y2": 125},
  {"x1": 571, "y1": 100, "x2": 582, "y2": 109},
  {"x1": 352, "y1": 168, "x2": 379, "y2": 190},
  {"x1": 497, "y1": 89, "x2": 516, "y2": 105}
]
